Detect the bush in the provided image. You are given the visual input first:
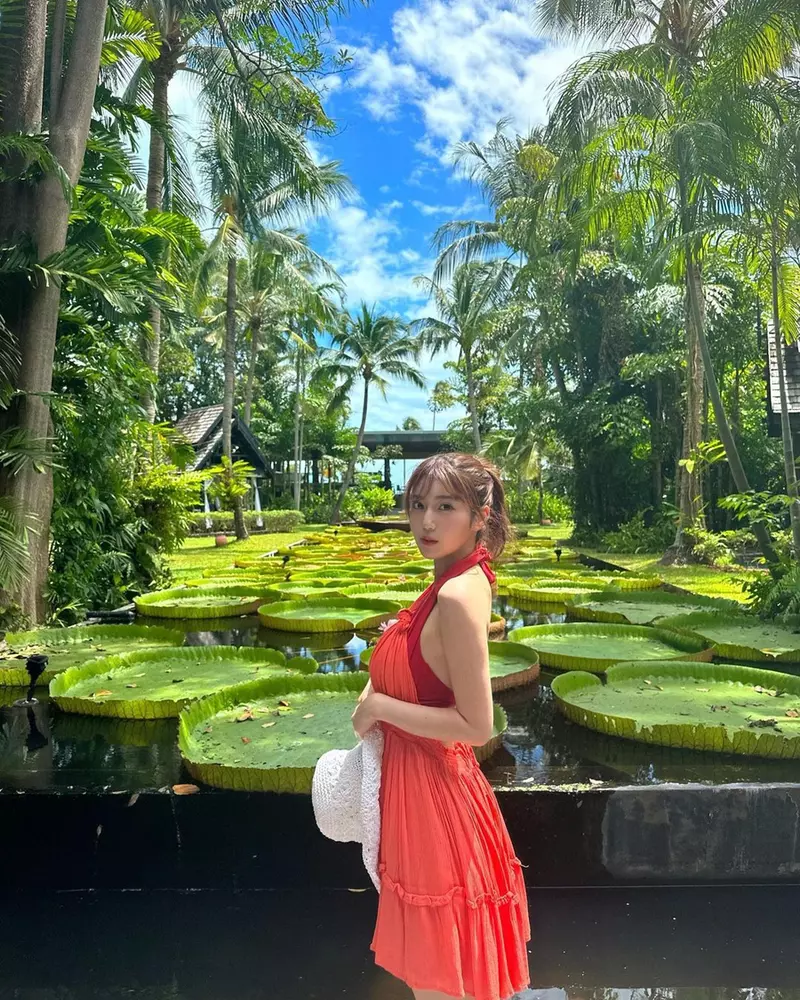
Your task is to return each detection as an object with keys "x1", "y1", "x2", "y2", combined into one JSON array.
[
  {"x1": 505, "y1": 486, "x2": 573, "y2": 524},
  {"x1": 592, "y1": 511, "x2": 675, "y2": 553},
  {"x1": 358, "y1": 486, "x2": 396, "y2": 516},
  {"x1": 188, "y1": 509, "x2": 305, "y2": 535}
]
